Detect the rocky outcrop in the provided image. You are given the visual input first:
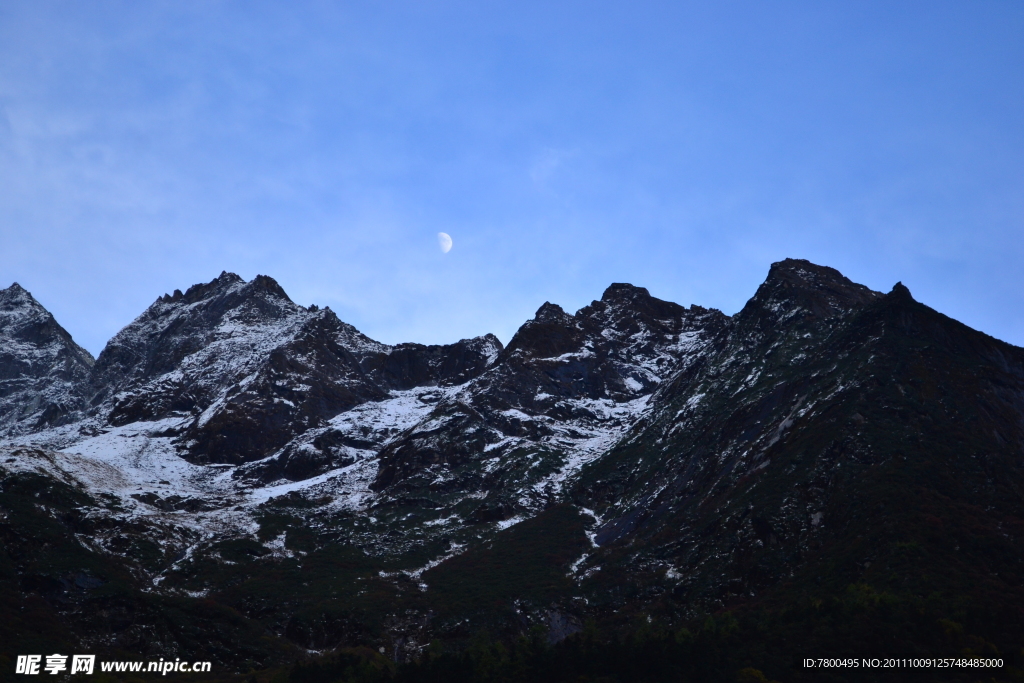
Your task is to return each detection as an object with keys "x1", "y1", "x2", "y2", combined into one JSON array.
[
  {"x1": 0, "y1": 283, "x2": 94, "y2": 435},
  {"x1": 372, "y1": 283, "x2": 728, "y2": 496},
  {"x1": 363, "y1": 335, "x2": 503, "y2": 390},
  {"x1": 571, "y1": 266, "x2": 1024, "y2": 622},
  {"x1": 731, "y1": 258, "x2": 882, "y2": 342},
  {"x1": 84, "y1": 272, "x2": 502, "y2": 464}
]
